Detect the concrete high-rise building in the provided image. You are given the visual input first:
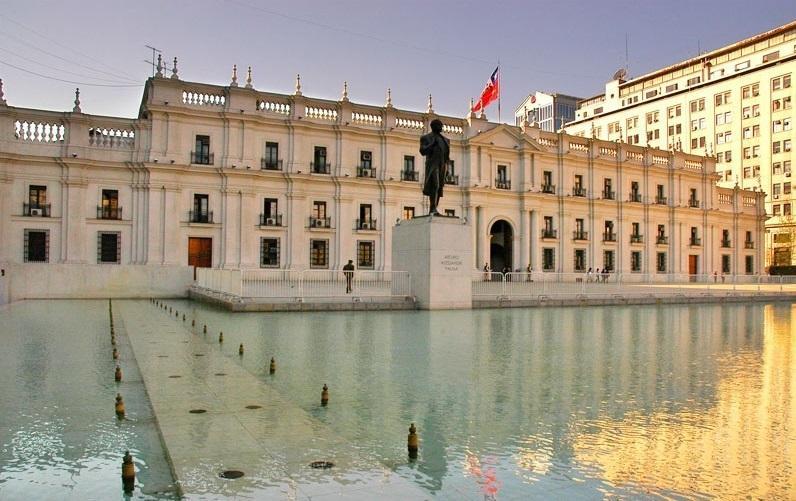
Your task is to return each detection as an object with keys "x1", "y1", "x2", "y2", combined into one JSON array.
[
  {"x1": 514, "y1": 92, "x2": 580, "y2": 132},
  {"x1": 563, "y1": 20, "x2": 796, "y2": 267}
]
